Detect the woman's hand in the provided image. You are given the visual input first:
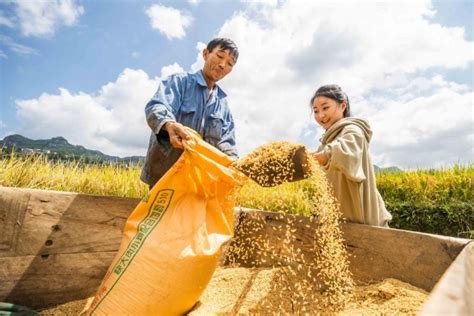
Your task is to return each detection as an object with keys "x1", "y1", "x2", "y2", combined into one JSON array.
[{"x1": 311, "y1": 151, "x2": 328, "y2": 166}]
